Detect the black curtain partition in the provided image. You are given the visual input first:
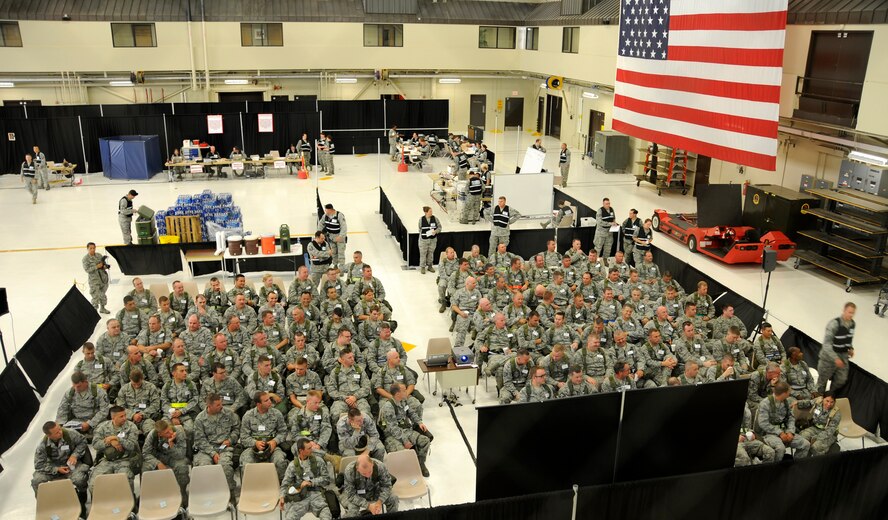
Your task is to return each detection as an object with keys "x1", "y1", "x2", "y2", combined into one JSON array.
[
  {"x1": 385, "y1": 99, "x2": 449, "y2": 132},
  {"x1": 318, "y1": 100, "x2": 384, "y2": 131},
  {"x1": 240, "y1": 111, "x2": 321, "y2": 157},
  {"x1": 0, "y1": 361, "x2": 40, "y2": 455},
  {"x1": 2, "y1": 100, "x2": 445, "y2": 174},
  {"x1": 107, "y1": 240, "x2": 308, "y2": 277},
  {"x1": 106, "y1": 244, "x2": 185, "y2": 276},
  {"x1": 387, "y1": 446, "x2": 888, "y2": 519}
]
